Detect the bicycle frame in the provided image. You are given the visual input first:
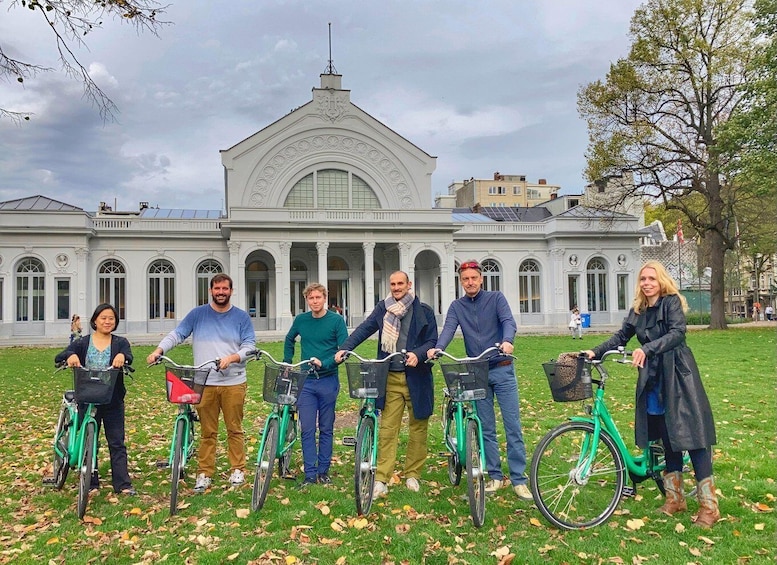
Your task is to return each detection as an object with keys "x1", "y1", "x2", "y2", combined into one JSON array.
[
  {"x1": 568, "y1": 351, "x2": 664, "y2": 486},
  {"x1": 443, "y1": 386, "x2": 486, "y2": 476}
]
